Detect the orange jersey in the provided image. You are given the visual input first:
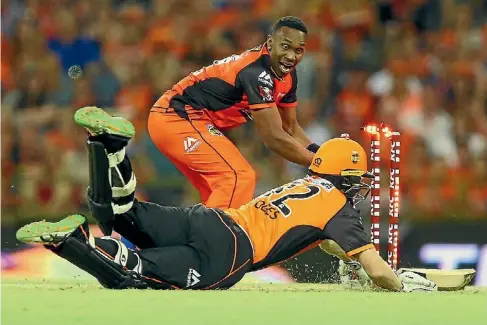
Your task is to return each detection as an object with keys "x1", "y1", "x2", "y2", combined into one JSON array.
[
  {"x1": 153, "y1": 44, "x2": 297, "y2": 130},
  {"x1": 224, "y1": 176, "x2": 373, "y2": 270}
]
